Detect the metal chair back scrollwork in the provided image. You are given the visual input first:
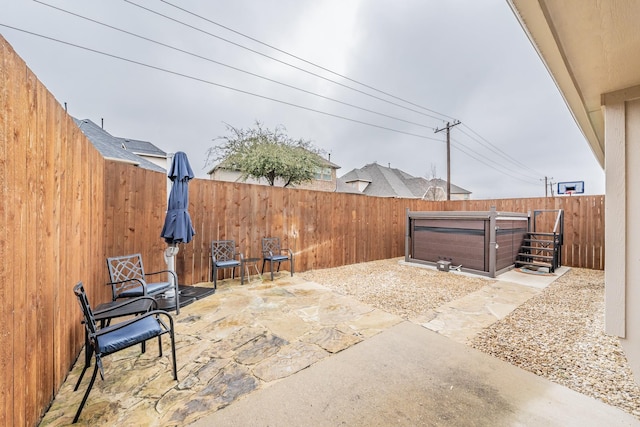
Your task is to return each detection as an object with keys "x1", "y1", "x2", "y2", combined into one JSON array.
[
  {"x1": 261, "y1": 237, "x2": 294, "y2": 281},
  {"x1": 211, "y1": 240, "x2": 243, "y2": 288},
  {"x1": 106, "y1": 253, "x2": 180, "y2": 314}
]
